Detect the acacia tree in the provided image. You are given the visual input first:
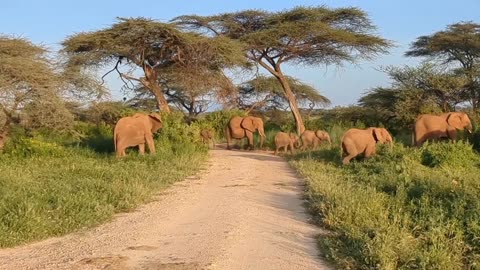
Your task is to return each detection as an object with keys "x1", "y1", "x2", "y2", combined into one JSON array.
[
  {"x1": 358, "y1": 64, "x2": 468, "y2": 131},
  {"x1": 406, "y1": 22, "x2": 480, "y2": 108},
  {"x1": 173, "y1": 6, "x2": 390, "y2": 134},
  {"x1": 62, "y1": 17, "x2": 245, "y2": 113},
  {"x1": 237, "y1": 75, "x2": 331, "y2": 114},
  {"x1": 128, "y1": 64, "x2": 236, "y2": 119},
  {"x1": 0, "y1": 35, "x2": 74, "y2": 134}
]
